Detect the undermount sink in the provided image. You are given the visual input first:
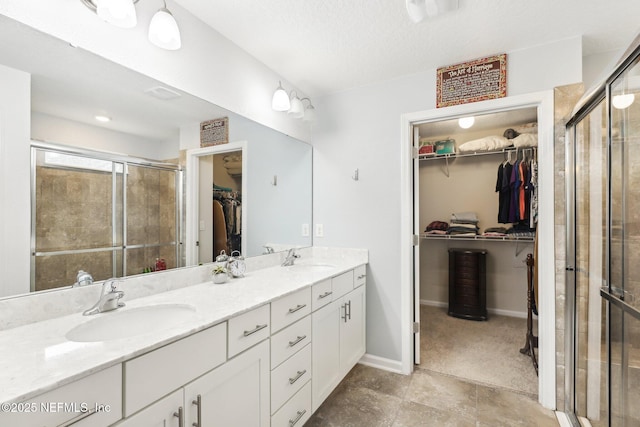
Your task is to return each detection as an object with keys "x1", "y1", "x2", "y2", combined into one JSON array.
[
  {"x1": 286, "y1": 263, "x2": 337, "y2": 273},
  {"x1": 66, "y1": 304, "x2": 198, "y2": 342}
]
